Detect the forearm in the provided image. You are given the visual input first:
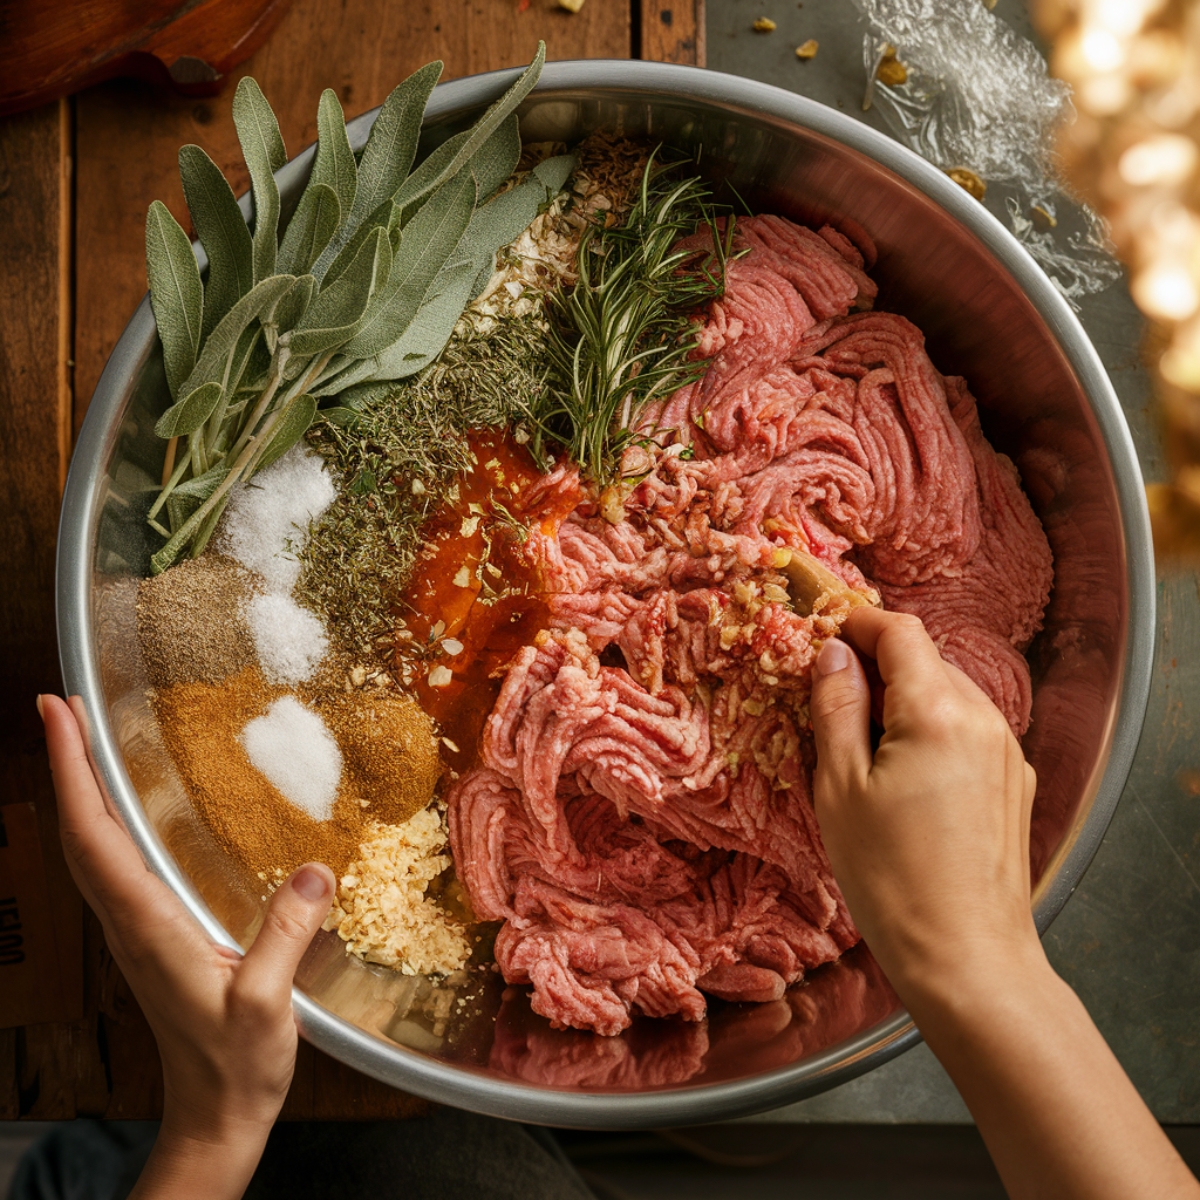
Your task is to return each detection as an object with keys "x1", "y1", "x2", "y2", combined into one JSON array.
[
  {"x1": 905, "y1": 949, "x2": 1197, "y2": 1200},
  {"x1": 129, "y1": 1122, "x2": 269, "y2": 1200}
]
